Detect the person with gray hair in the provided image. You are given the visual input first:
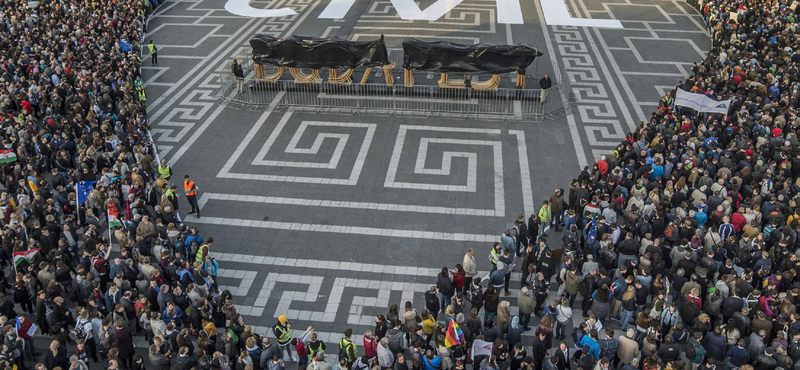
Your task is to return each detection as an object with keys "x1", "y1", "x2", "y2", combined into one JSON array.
[
  {"x1": 377, "y1": 337, "x2": 394, "y2": 370},
  {"x1": 748, "y1": 329, "x2": 768, "y2": 360},
  {"x1": 314, "y1": 351, "x2": 333, "y2": 370},
  {"x1": 518, "y1": 286, "x2": 535, "y2": 331},
  {"x1": 616, "y1": 328, "x2": 639, "y2": 365}
]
